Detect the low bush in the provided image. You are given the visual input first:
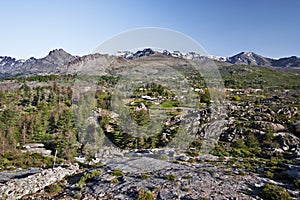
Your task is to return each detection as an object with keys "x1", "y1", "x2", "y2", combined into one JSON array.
[
  {"x1": 261, "y1": 183, "x2": 292, "y2": 200},
  {"x1": 110, "y1": 178, "x2": 119, "y2": 184},
  {"x1": 294, "y1": 179, "x2": 300, "y2": 189},
  {"x1": 161, "y1": 100, "x2": 179, "y2": 108},
  {"x1": 45, "y1": 183, "x2": 62, "y2": 195},
  {"x1": 140, "y1": 173, "x2": 150, "y2": 179},
  {"x1": 232, "y1": 95, "x2": 241, "y2": 101},
  {"x1": 137, "y1": 189, "x2": 154, "y2": 200},
  {"x1": 165, "y1": 173, "x2": 176, "y2": 181},
  {"x1": 78, "y1": 169, "x2": 102, "y2": 188},
  {"x1": 264, "y1": 171, "x2": 274, "y2": 179},
  {"x1": 111, "y1": 168, "x2": 124, "y2": 177}
]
